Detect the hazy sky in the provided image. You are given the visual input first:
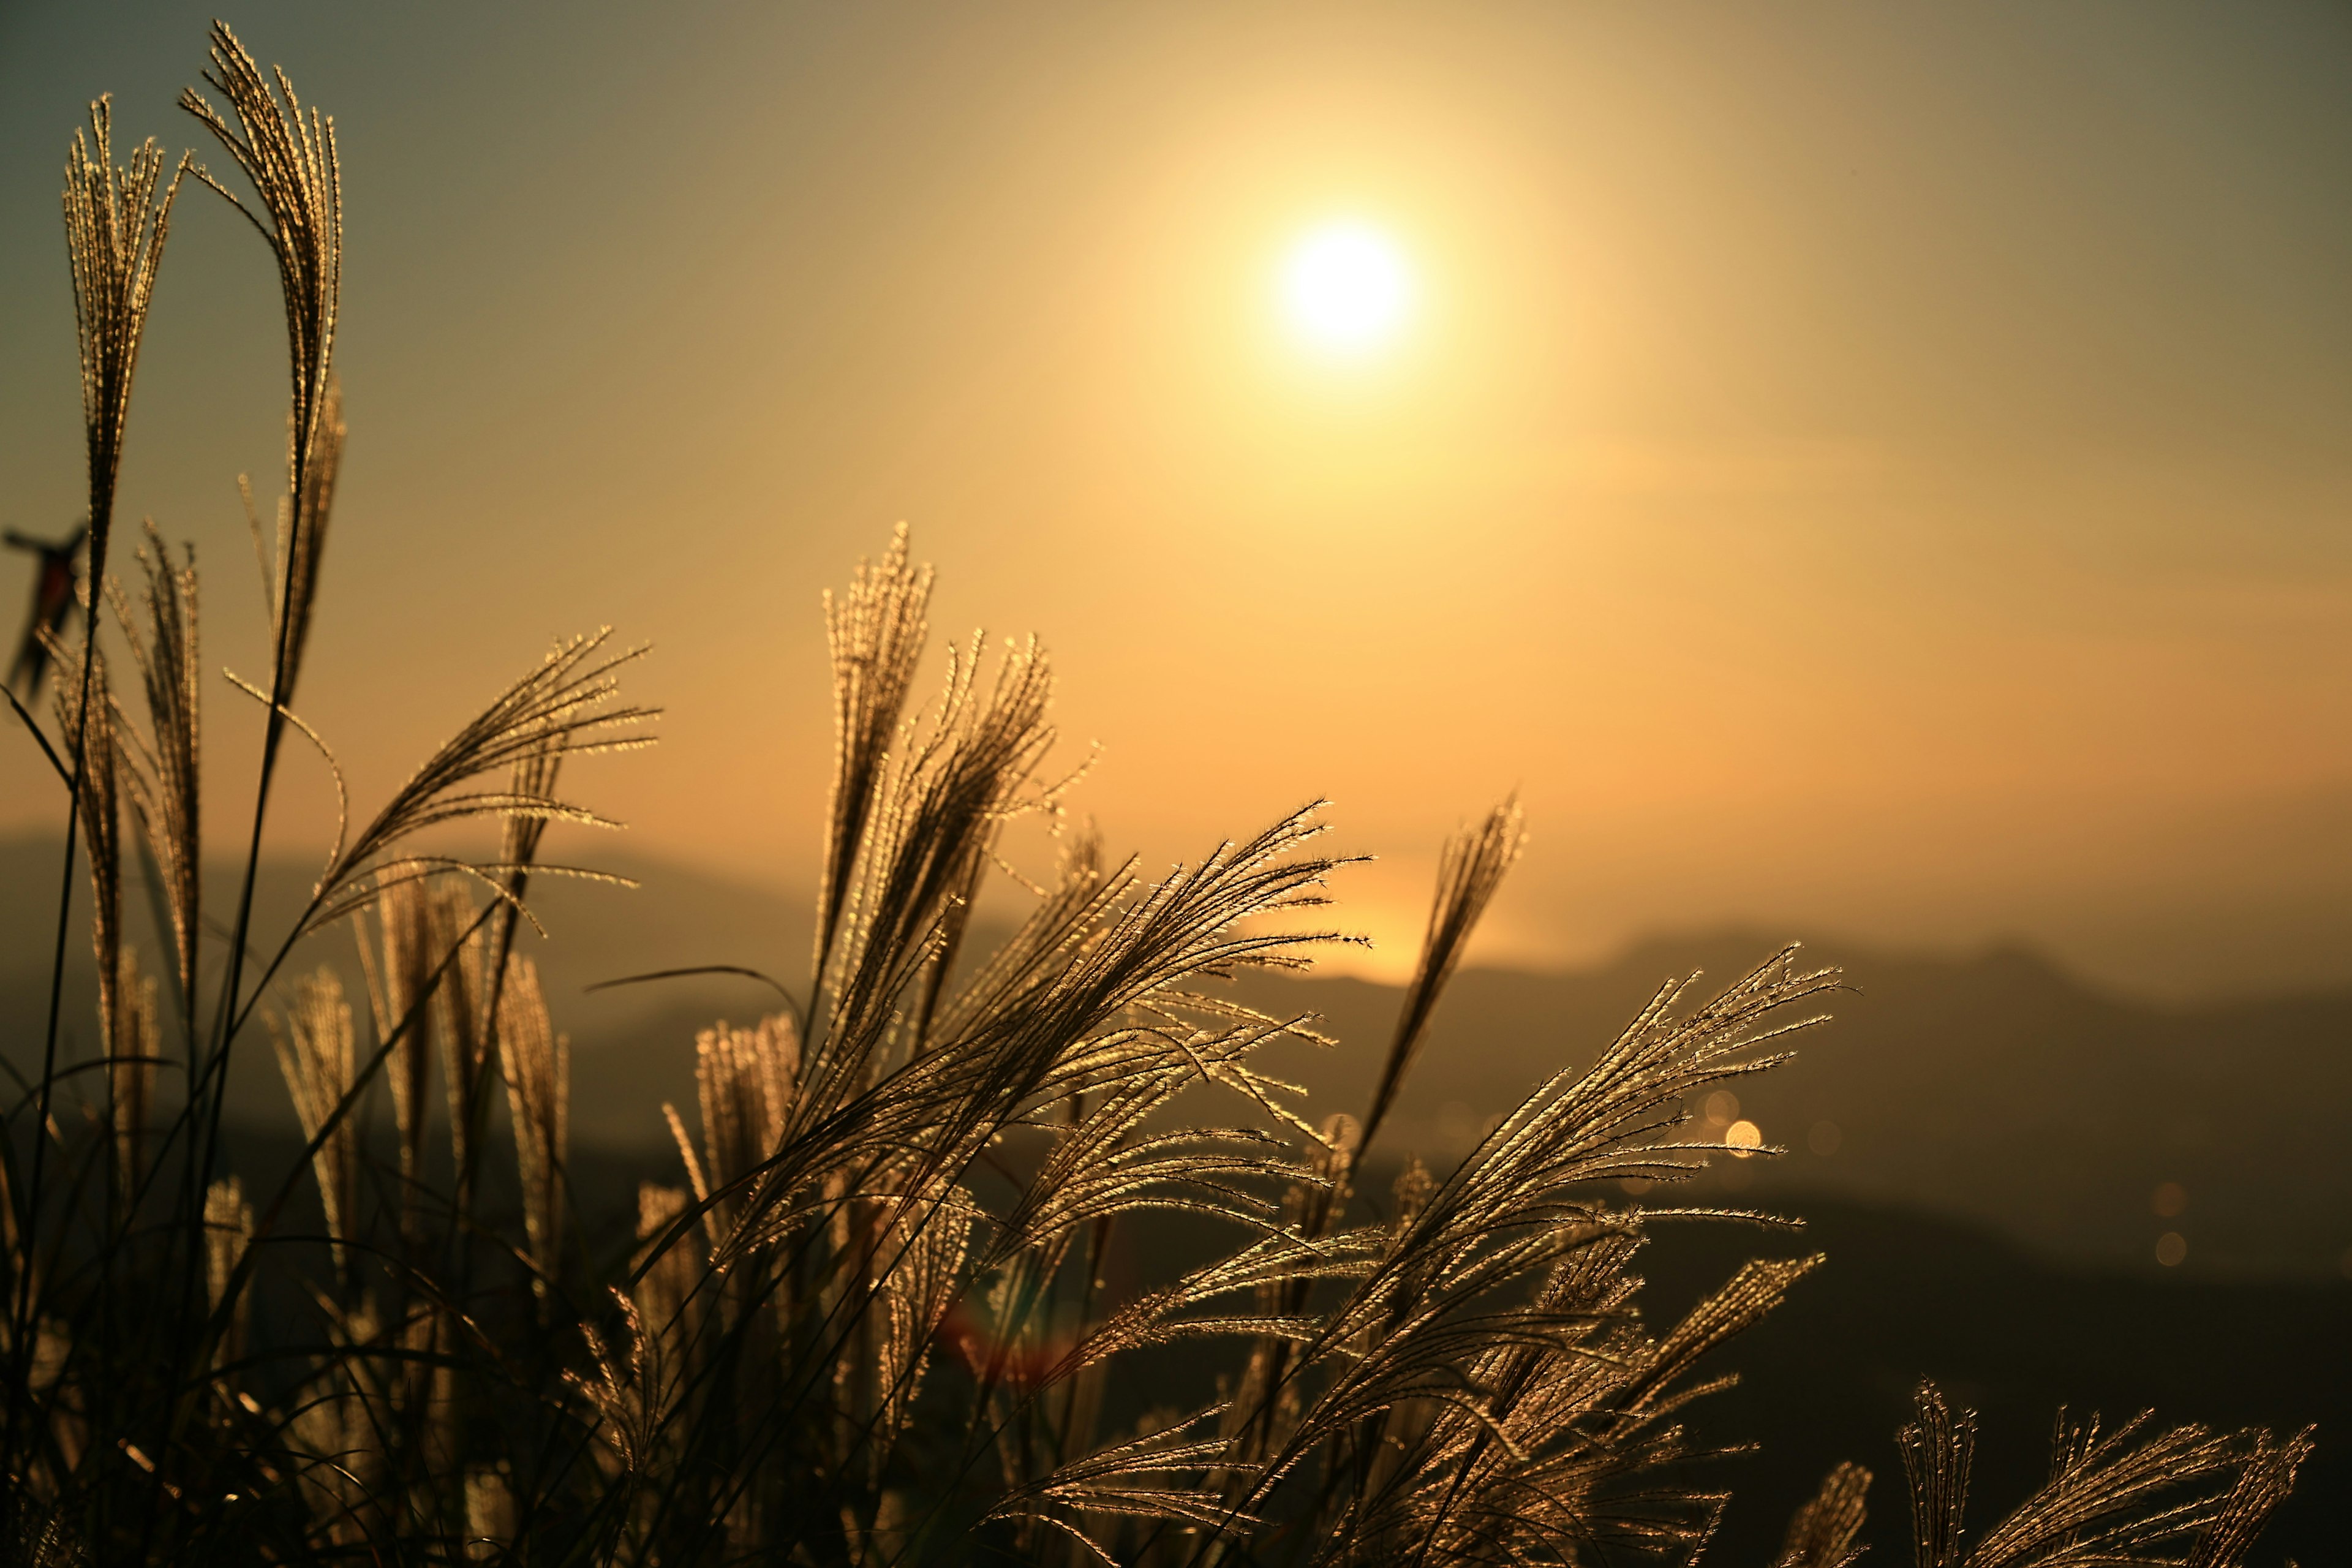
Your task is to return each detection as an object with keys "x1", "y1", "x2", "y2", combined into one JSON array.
[{"x1": 3, "y1": 2, "x2": 2348, "y2": 998}]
